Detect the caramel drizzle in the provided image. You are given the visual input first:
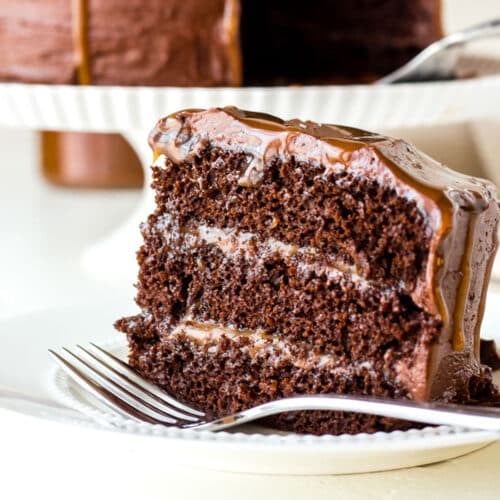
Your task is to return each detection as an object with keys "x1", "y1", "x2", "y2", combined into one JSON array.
[
  {"x1": 374, "y1": 152, "x2": 454, "y2": 330},
  {"x1": 71, "y1": 0, "x2": 91, "y2": 85},
  {"x1": 181, "y1": 319, "x2": 273, "y2": 341},
  {"x1": 433, "y1": 253, "x2": 450, "y2": 327},
  {"x1": 452, "y1": 214, "x2": 477, "y2": 351},
  {"x1": 434, "y1": 0, "x2": 444, "y2": 40}
]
